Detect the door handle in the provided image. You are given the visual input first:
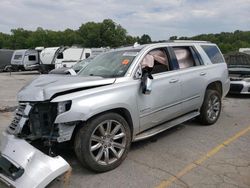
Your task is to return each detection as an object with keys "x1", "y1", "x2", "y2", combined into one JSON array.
[
  {"x1": 200, "y1": 72, "x2": 207, "y2": 76},
  {"x1": 169, "y1": 79, "x2": 179, "y2": 83}
]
